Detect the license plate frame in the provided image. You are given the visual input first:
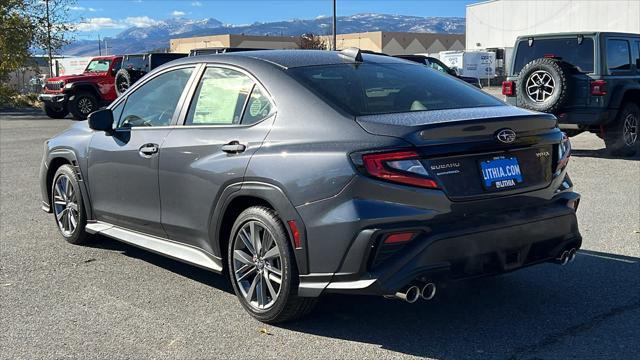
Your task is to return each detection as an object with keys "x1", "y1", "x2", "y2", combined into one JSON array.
[{"x1": 479, "y1": 156, "x2": 524, "y2": 190}]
